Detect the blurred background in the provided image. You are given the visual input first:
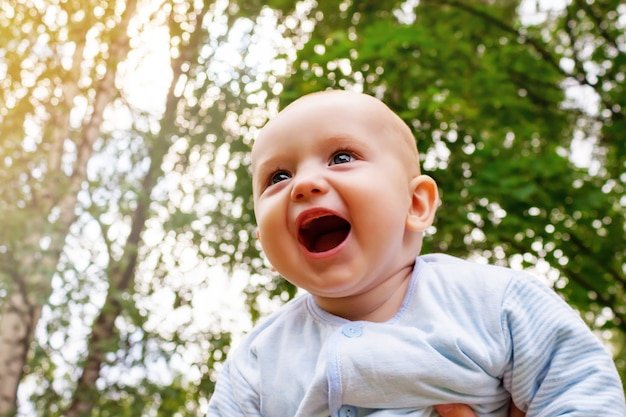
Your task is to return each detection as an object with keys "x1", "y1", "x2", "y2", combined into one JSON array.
[{"x1": 0, "y1": 0, "x2": 624, "y2": 415}]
